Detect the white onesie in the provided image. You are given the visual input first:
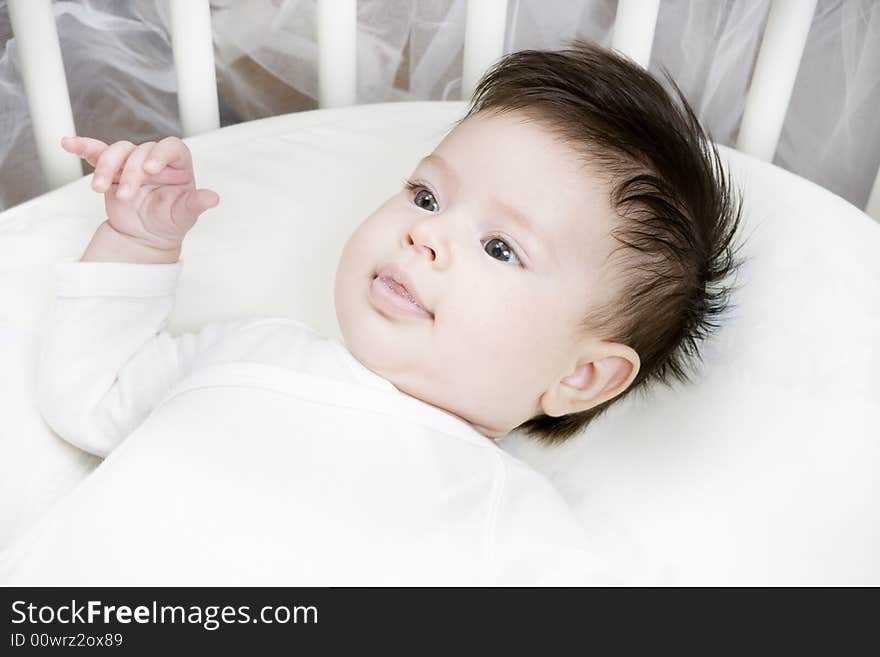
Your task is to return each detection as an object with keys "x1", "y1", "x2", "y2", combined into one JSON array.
[{"x1": 0, "y1": 259, "x2": 615, "y2": 586}]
